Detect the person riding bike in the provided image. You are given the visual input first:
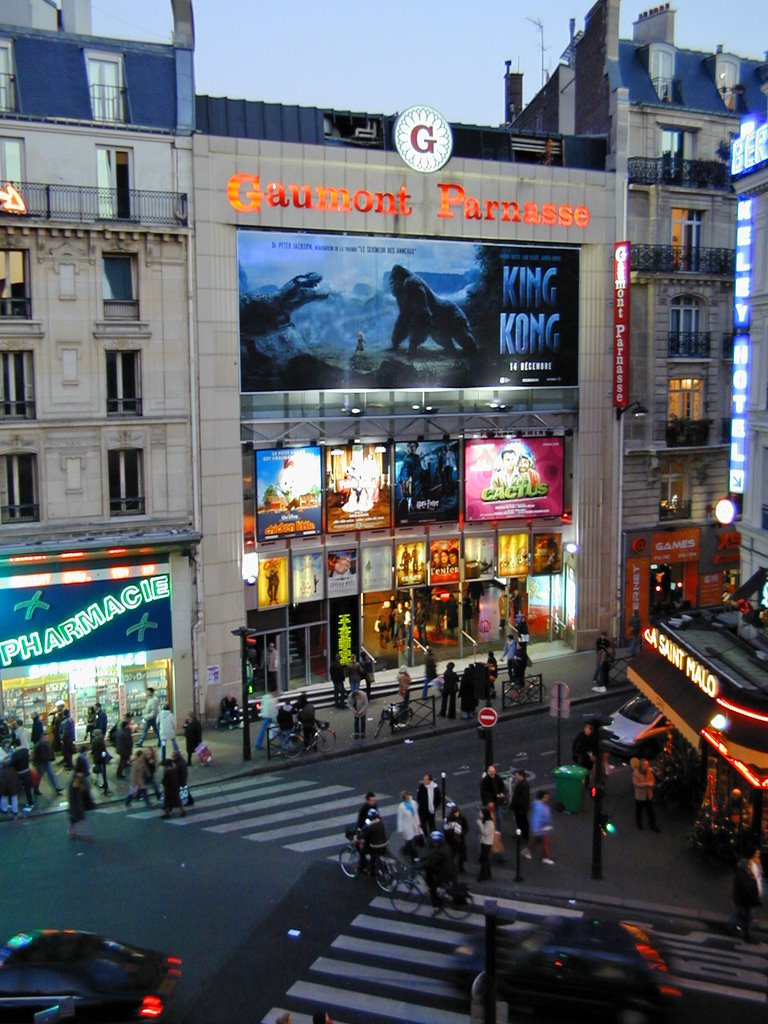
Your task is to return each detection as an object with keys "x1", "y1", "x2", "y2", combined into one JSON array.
[
  {"x1": 417, "y1": 830, "x2": 457, "y2": 912},
  {"x1": 357, "y1": 807, "x2": 387, "y2": 874}
]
